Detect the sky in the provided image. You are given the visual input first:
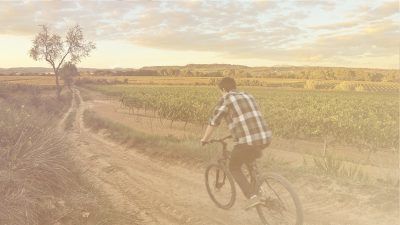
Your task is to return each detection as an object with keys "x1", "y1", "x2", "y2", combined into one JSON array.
[{"x1": 0, "y1": 0, "x2": 398, "y2": 69}]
